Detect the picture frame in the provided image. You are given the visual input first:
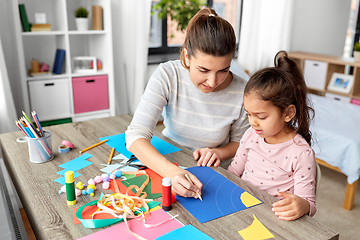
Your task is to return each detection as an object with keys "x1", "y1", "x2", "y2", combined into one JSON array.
[
  {"x1": 72, "y1": 56, "x2": 96, "y2": 73},
  {"x1": 327, "y1": 73, "x2": 354, "y2": 94}
]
